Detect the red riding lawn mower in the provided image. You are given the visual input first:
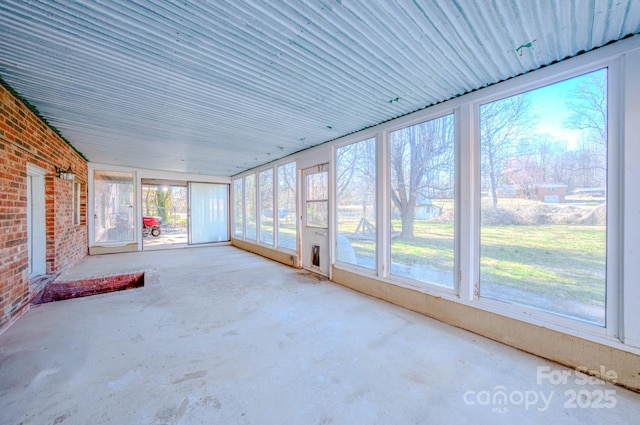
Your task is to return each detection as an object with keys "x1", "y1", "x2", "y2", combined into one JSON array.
[{"x1": 142, "y1": 216, "x2": 162, "y2": 237}]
